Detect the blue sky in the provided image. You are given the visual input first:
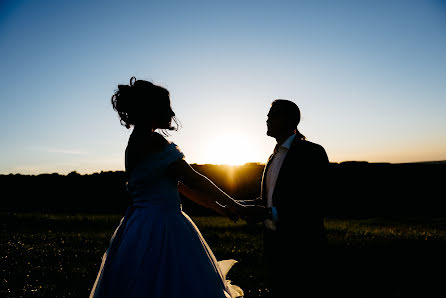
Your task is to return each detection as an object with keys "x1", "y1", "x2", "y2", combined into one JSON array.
[{"x1": 1, "y1": 0, "x2": 445, "y2": 174}]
